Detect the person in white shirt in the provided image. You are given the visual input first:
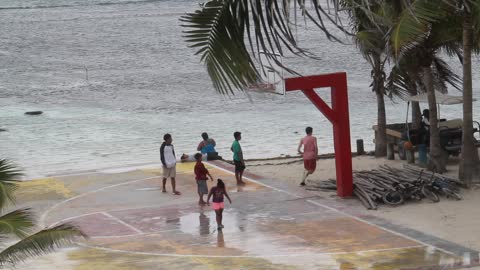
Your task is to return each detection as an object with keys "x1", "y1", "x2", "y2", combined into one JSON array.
[
  {"x1": 180, "y1": 153, "x2": 207, "y2": 162},
  {"x1": 160, "y1": 133, "x2": 181, "y2": 195}
]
